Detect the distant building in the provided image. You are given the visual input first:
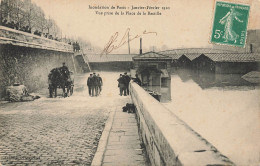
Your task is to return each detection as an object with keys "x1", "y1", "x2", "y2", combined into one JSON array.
[
  {"x1": 132, "y1": 52, "x2": 172, "y2": 102},
  {"x1": 85, "y1": 54, "x2": 136, "y2": 71},
  {"x1": 192, "y1": 53, "x2": 260, "y2": 74}
]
